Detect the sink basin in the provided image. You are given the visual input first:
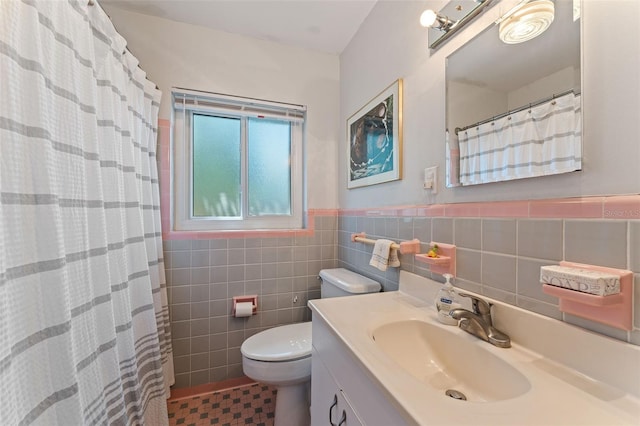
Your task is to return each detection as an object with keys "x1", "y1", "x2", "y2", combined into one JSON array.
[{"x1": 371, "y1": 319, "x2": 531, "y2": 402}]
